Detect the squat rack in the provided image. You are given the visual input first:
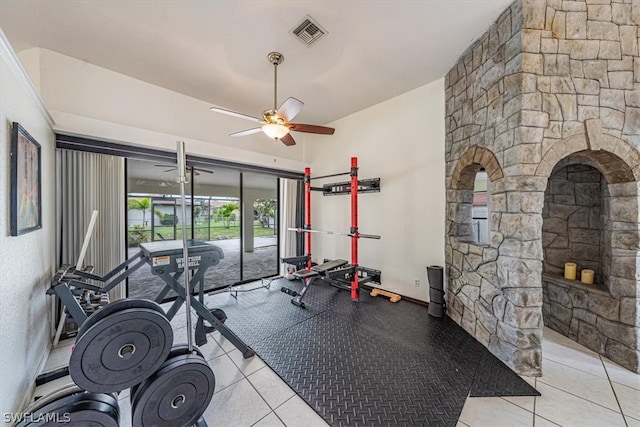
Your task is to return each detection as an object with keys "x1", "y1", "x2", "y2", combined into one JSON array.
[{"x1": 290, "y1": 157, "x2": 380, "y2": 301}]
